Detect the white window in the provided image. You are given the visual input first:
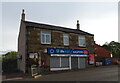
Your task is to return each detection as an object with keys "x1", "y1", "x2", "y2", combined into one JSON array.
[
  {"x1": 41, "y1": 31, "x2": 51, "y2": 44},
  {"x1": 63, "y1": 34, "x2": 69, "y2": 46},
  {"x1": 78, "y1": 36, "x2": 86, "y2": 47}
]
